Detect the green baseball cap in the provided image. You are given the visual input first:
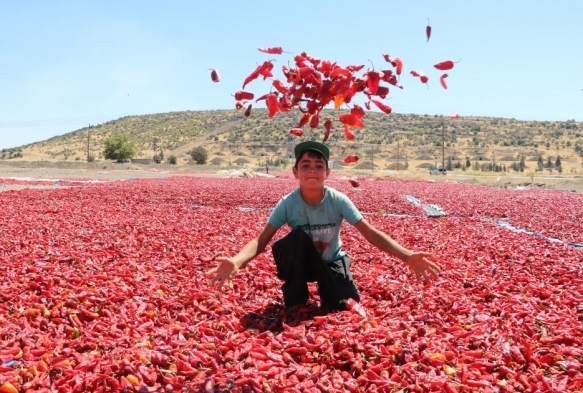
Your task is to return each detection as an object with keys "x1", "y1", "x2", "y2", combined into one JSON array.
[{"x1": 294, "y1": 141, "x2": 330, "y2": 161}]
